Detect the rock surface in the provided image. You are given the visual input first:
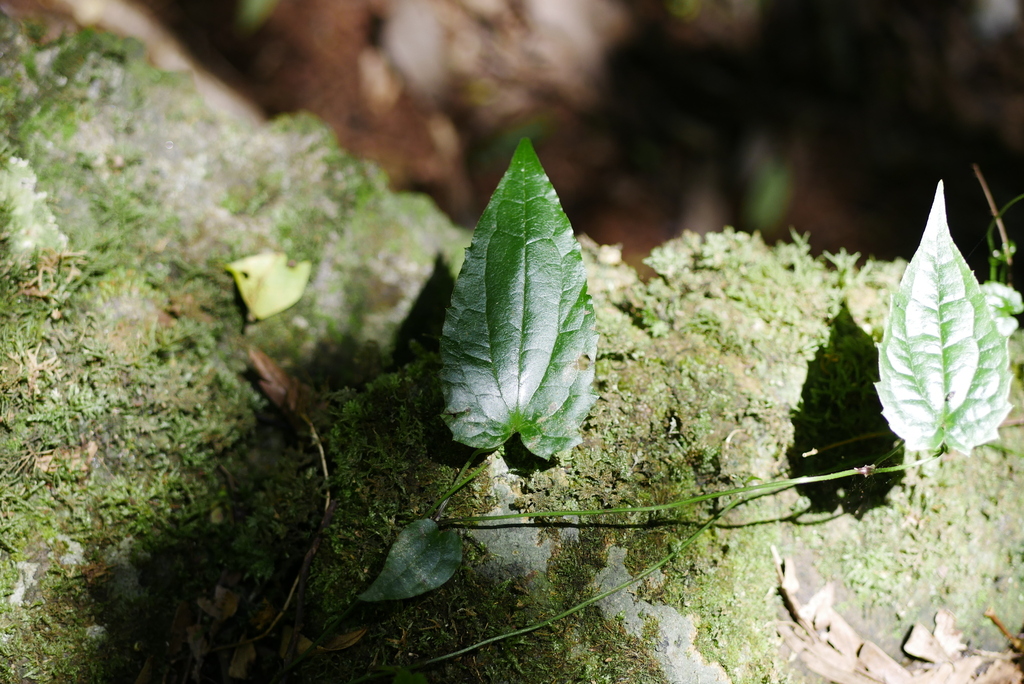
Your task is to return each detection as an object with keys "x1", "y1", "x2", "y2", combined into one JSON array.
[
  {"x1": 0, "y1": 12, "x2": 467, "y2": 681},
  {"x1": 2, "y1": 12, "x2": 1024, "y2": 684}
]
